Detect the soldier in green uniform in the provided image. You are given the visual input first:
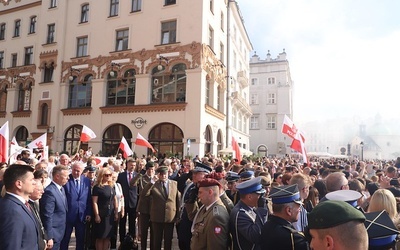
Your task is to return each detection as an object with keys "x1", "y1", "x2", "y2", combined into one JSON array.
[{"x1": 190, "y1": 178, "x2": 230, "y2": 250}]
